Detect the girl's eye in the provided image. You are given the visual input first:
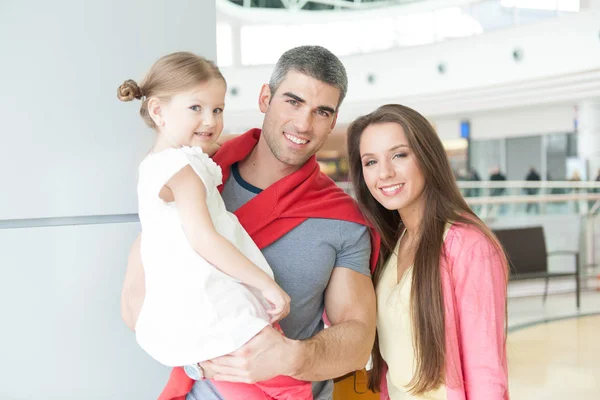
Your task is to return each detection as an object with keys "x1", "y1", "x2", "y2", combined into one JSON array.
[
  {"x1": 213, "y1": 108, "x2": 223, "y2": 114},
  {"x1": 189, "y1": 105, "x2": 201, "y2": 112}
]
